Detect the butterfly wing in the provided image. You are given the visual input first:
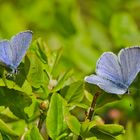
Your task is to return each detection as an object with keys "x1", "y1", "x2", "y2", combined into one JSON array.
[
  {"x1": 119, "y1": 47, "x2": 140, "y2": 86},
  {"x1": 85, "y1": 52, "x2": 128, "y2": 94},
  {"x1": 0, "y1": 40, "x2": 13, "y2": 68},
  {"x1": 85, "y1": 74, "x2": 127, "y2": 94},
  {"x1": 10, "y1": 31, "x2": 33, "y2": 69},
  {"x1": 96, "y1": 52, "x2": 124, "y2": 84}
]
